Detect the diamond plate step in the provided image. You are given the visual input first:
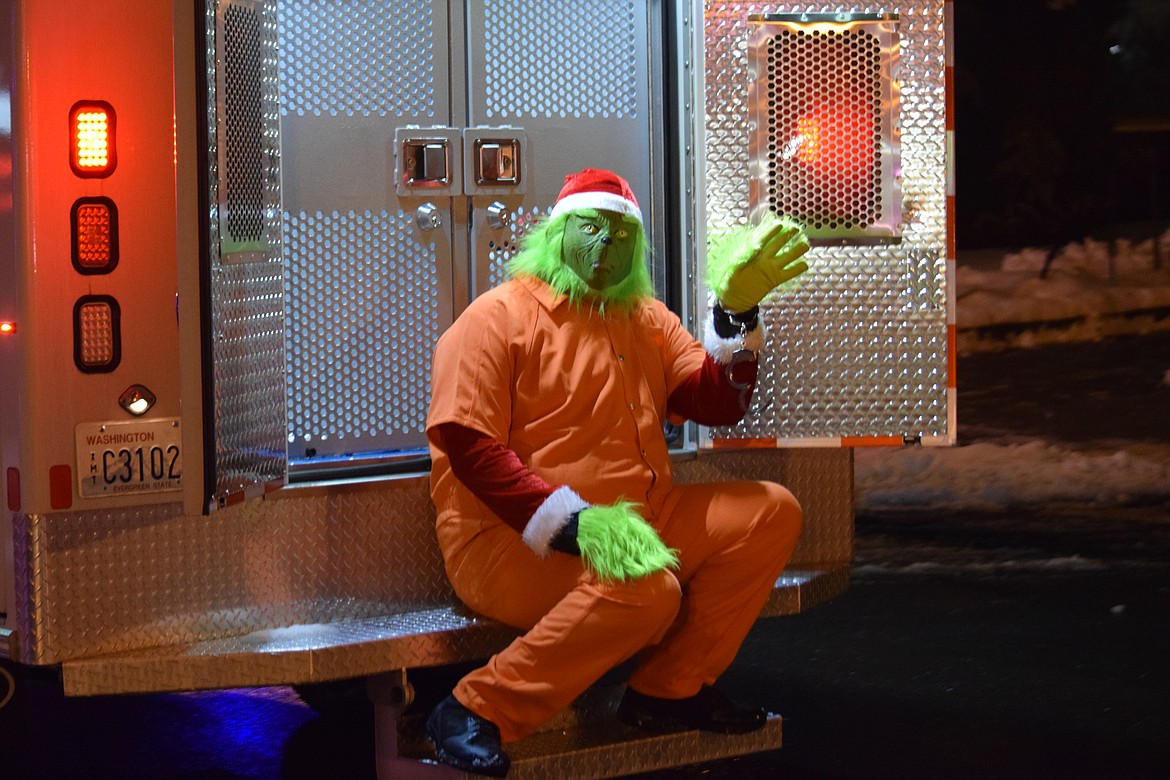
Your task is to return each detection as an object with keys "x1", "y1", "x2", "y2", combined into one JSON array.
[
  {"x1": 59, "y1": 567, "x2": 848, "y2": 697},
  {"x1": 380, "y1": 683, "x2": 782, "y2": 780}
]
